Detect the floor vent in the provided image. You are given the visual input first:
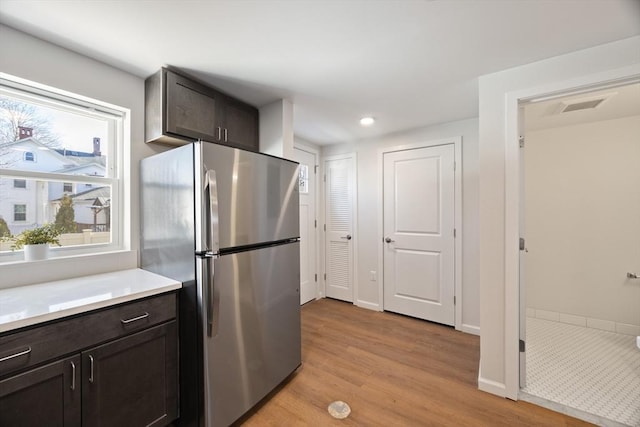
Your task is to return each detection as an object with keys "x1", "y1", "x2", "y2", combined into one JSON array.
[{"x1": 328, "y1": 401, "x2": 351, "y2": 419}]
